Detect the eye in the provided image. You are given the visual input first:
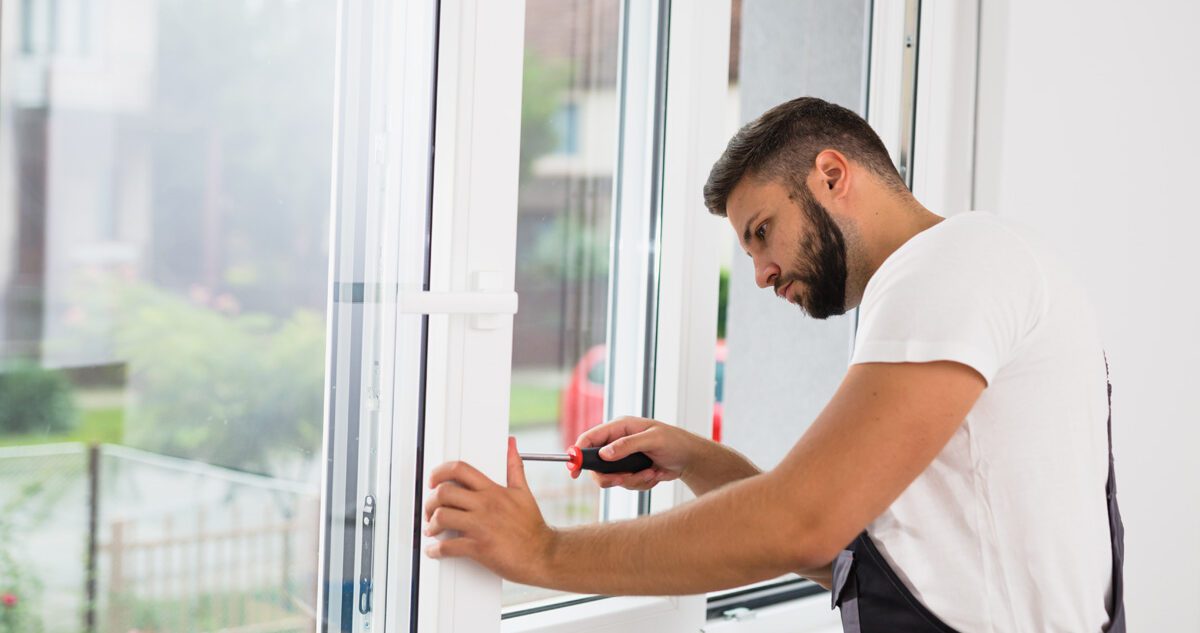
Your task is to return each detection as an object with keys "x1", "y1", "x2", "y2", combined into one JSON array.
[{"x1": 755, "y1": 222, "x2": 767, "y2": 241}]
